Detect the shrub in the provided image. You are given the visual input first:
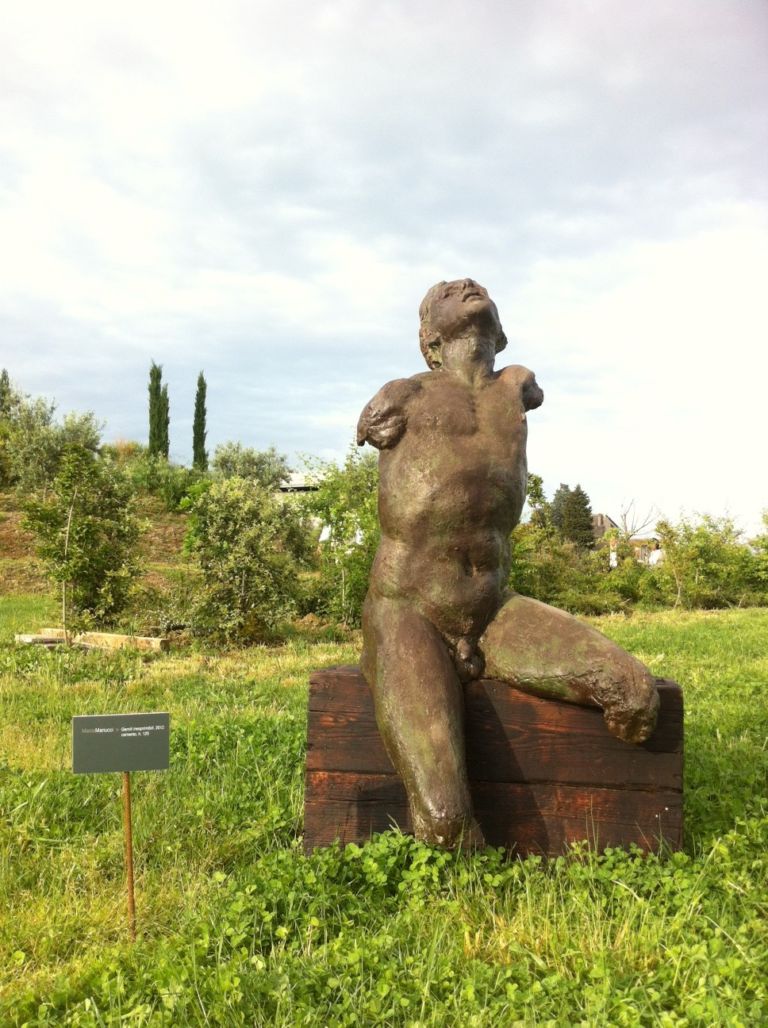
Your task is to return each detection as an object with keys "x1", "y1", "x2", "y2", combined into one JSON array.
[
  {"x1": 124, "y1": 453, "x2": 207, "y2": 511},
  {"x1": 186, "y1": 476, "x2": 310, "y2": 642},
  {"x1": 301, "y1": 449, "x2": 379, "y2": 627},
  {"x1": 653, "y1": 515, "x2": 766, "y2": 609},
  {"x1": 508, "y1": 523, "x2": 625, "y2": 614},
  {"x1": 3, "y1": 391, "x2": 102, "y2": 495},
  {"x1": 211, "y1": 442, "x2": 290, "y2": 489},
  {"x1": 22, "y1": 447, "x2": 143, "y2": 628}
]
